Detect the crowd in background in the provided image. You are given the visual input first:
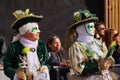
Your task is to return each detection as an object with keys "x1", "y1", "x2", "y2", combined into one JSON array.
[{"x1": 0, "y1": 9, "x2": 120, "y2": 80}]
